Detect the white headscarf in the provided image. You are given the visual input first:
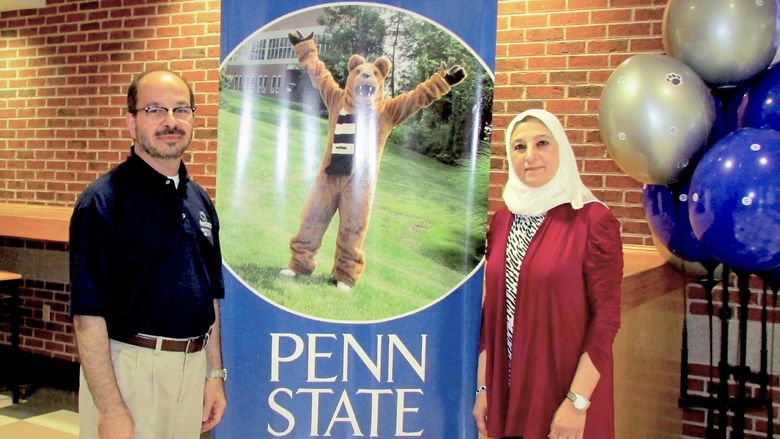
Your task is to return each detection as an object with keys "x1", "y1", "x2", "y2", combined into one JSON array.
[{"x1": 502, "y1": 109, "x2": 600, "y2": 215}]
